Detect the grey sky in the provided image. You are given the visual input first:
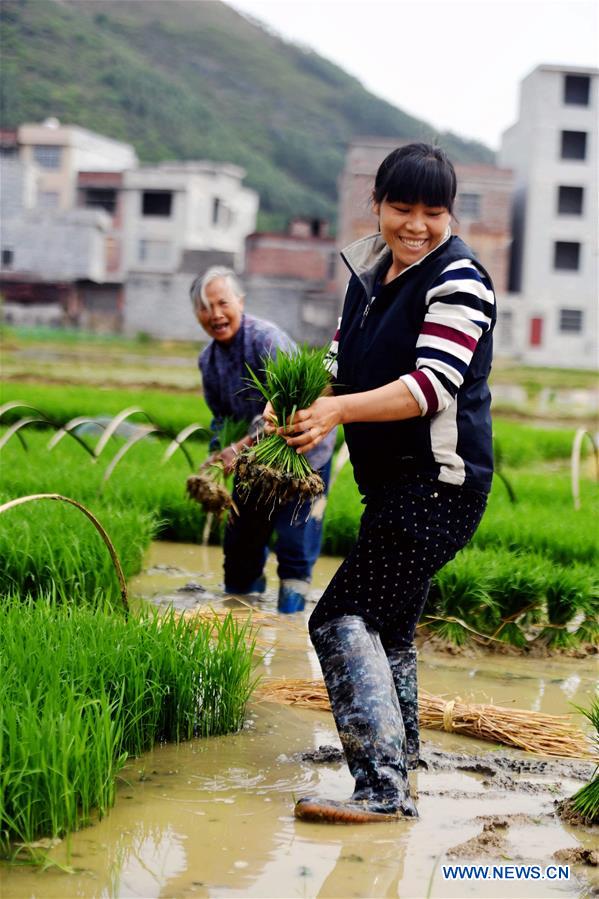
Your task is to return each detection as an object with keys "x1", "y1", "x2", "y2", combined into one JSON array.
[{"x1": 229, "y1": 0, "x2": 598, "y2": 150}]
